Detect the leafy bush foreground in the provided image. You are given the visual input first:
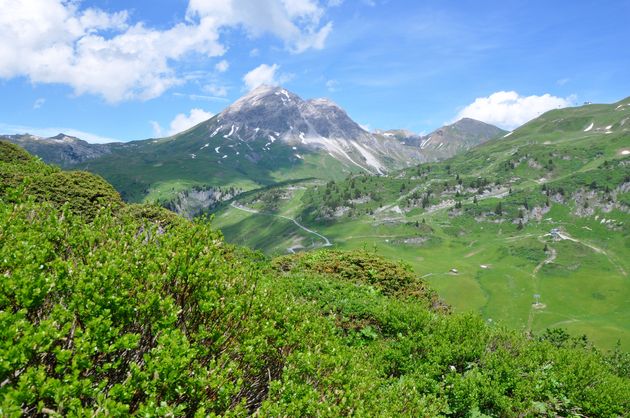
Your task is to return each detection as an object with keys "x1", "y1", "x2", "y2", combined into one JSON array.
[{"x1": 1, "y1": 142, "x2": 629, "y2": 416}]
